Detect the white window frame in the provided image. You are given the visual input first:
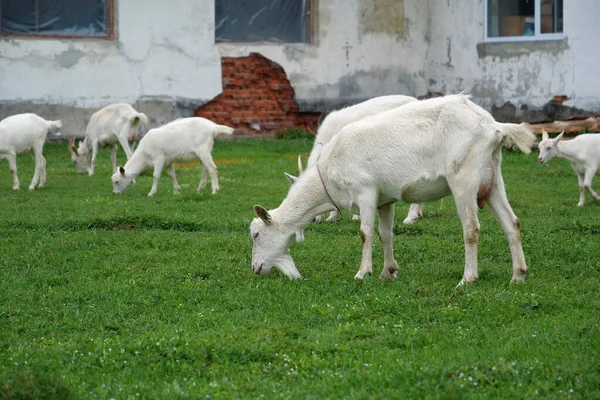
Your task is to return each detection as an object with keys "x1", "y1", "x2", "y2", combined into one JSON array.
[{"x1": 484, "y1": 0, "x2": 564, "y2": 42}]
